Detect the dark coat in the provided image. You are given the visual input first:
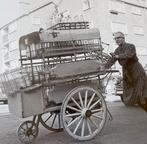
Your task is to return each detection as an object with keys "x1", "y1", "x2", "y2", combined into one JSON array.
[{"x1": 105, "y1": 42, "x2": 147, "y2": 105}]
